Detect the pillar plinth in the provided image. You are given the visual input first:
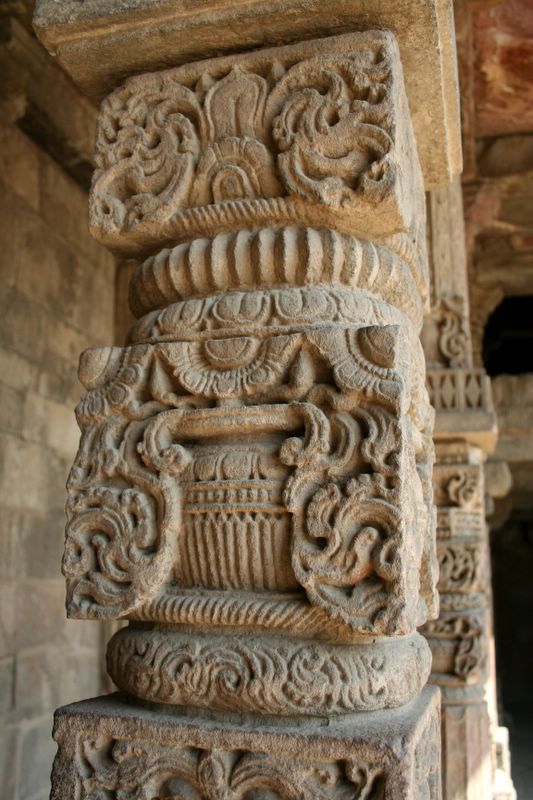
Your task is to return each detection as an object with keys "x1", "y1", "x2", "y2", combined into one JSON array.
[{"x1": 51, "y1": 689, "x2": 441, "y2": 800}]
